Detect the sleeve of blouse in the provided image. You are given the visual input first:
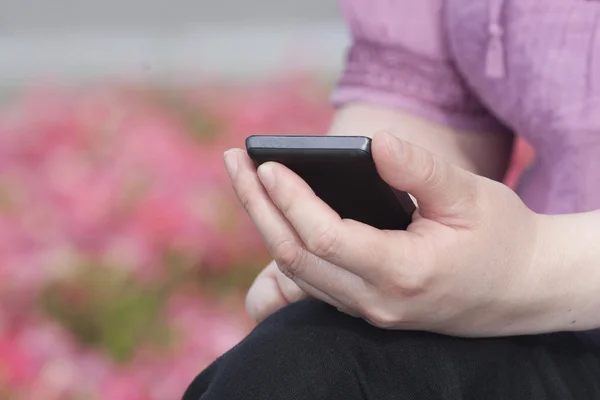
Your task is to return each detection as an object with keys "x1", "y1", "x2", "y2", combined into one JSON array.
[{"x1": 331, "y1": 0, "x2": 504, "y2": 133}]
